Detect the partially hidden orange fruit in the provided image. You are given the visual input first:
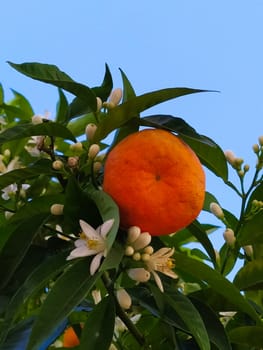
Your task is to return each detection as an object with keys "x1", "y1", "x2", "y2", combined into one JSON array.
[
  {"x1": 63, "y1": 326, "x2": 80, "y2": 348},
  {"x1": 103, "y1": 129, "x2": 205, "y2": 236}
]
